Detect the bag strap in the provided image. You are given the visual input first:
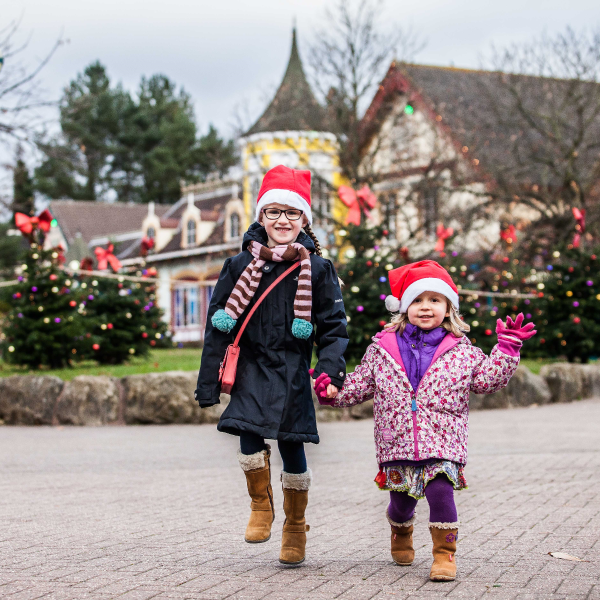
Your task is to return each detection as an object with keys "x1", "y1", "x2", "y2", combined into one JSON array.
[{"x1": 233, "y1": 261, "x2": 301, "y2": 347}]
